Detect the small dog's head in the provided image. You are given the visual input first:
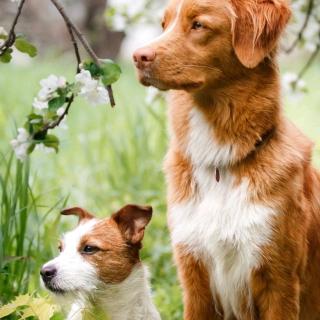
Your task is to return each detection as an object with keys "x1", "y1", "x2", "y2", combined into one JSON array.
[
  {"x1": 40, "y1": 204, "x2": 152, "y2": 296},
  {"x1": 133, "y1": 0, "x2": 291, "y2": 91}
]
